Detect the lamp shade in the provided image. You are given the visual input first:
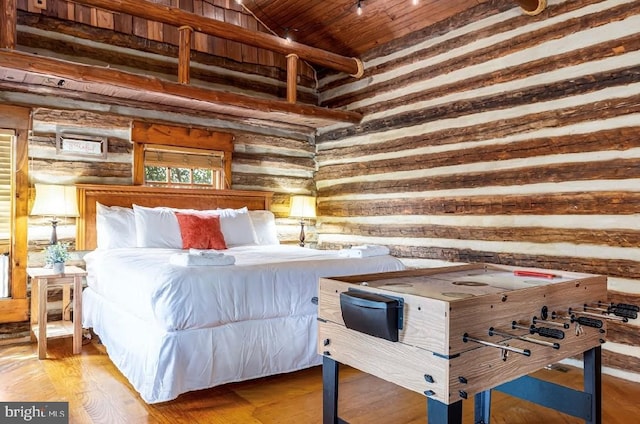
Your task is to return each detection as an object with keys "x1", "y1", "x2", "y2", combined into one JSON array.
[
  {"x1": 289, "y1": 195, "x2": 316, "y2": 219},
  {"x1": 30, "y1": 184, "x2": 79, "y2": 218}
]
